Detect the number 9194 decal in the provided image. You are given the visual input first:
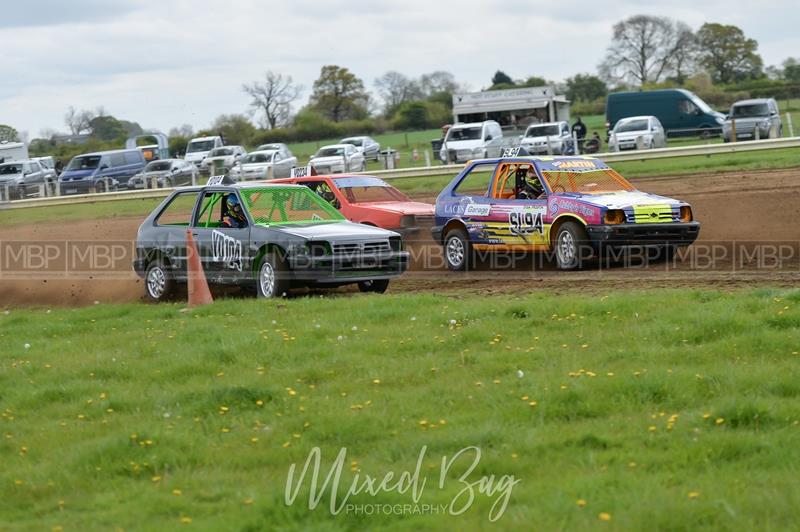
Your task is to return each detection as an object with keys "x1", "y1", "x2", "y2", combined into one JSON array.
[{"x1": 509, "y1": 208, "x2": 544, "y2": 235}]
